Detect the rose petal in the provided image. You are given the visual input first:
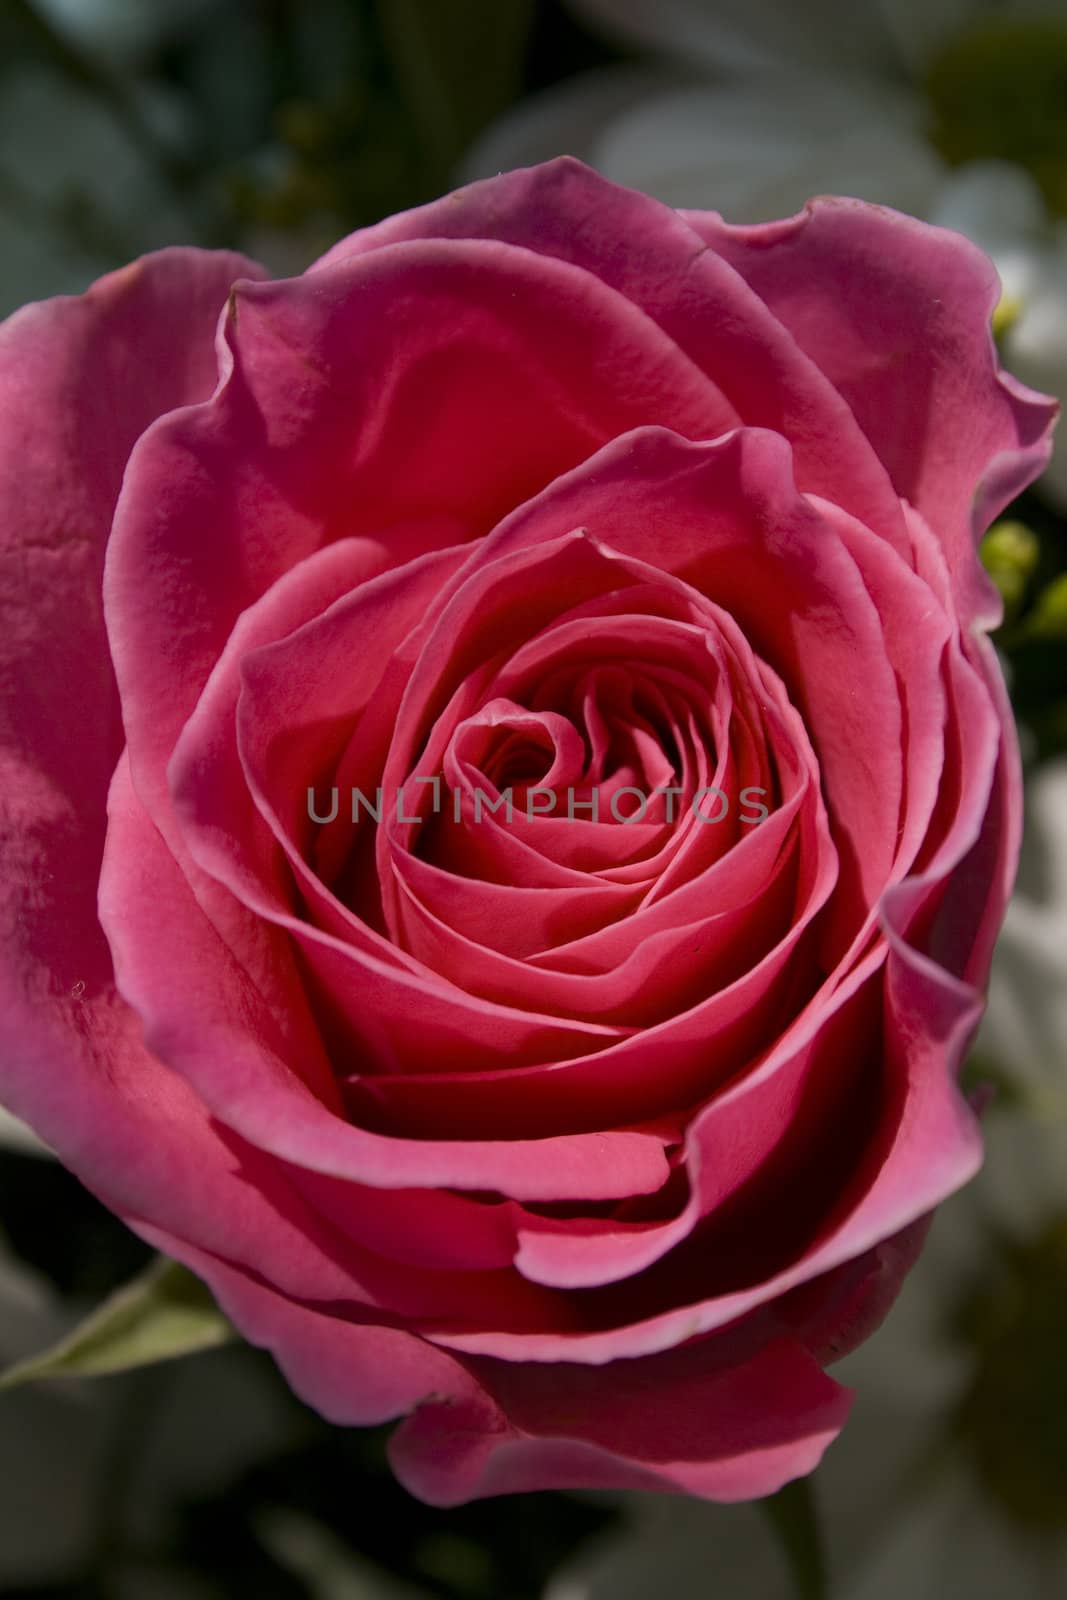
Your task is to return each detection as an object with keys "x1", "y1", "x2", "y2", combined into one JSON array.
[
  {"x1": 130, "y1": 1226, "x2": 851, "y2": 1505},
  {"x1": 315, "y1": 157, "x2": 912, "y2": 559},
  {"x1": 685, "y1": 197, "x2": 1059, "y2": 624},
  {"x1": 432, "y1": 937, "x2": 982, "y2": 1359},
  {"x1": 469, "y1": 425, "x2": 902, "y2": 946},
  {"x1": 390, "y1": 1326, "x2": 852, "y2": 1504},
  {"x1": 133, "y1": 1227, "x2": 485, "y2": 1426},
  {"x1": 102, "y1": 761, "x2": 672, "y2": 1205},
  {"x1": 0, "y1": 246, "x2": 264, "y2": 1174}
]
